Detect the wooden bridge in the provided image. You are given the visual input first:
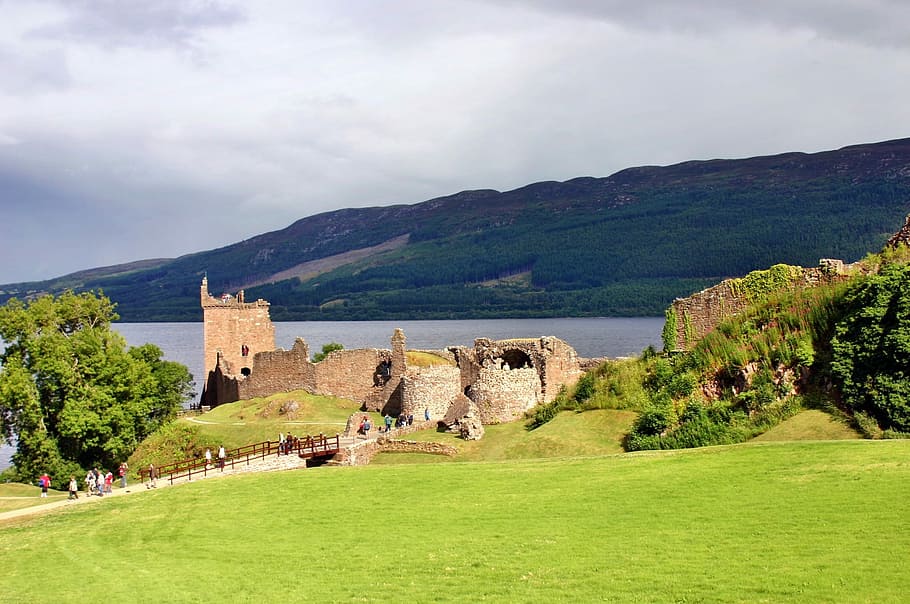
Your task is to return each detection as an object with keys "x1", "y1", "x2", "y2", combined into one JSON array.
[{"x1": 138, "y1": 434, "x2": 343, "y2": 486}]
